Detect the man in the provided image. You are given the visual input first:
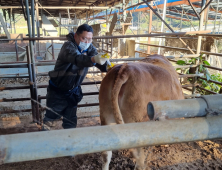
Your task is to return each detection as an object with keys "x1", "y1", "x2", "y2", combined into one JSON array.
[{"x1": 42, "y1": 24, "x2": 109, "y2": 130}]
